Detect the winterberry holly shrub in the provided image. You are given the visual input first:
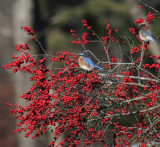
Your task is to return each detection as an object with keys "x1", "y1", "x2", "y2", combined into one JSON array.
[{"x1": 2, "y1": 11, "x2": 160, "y2": 147}]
